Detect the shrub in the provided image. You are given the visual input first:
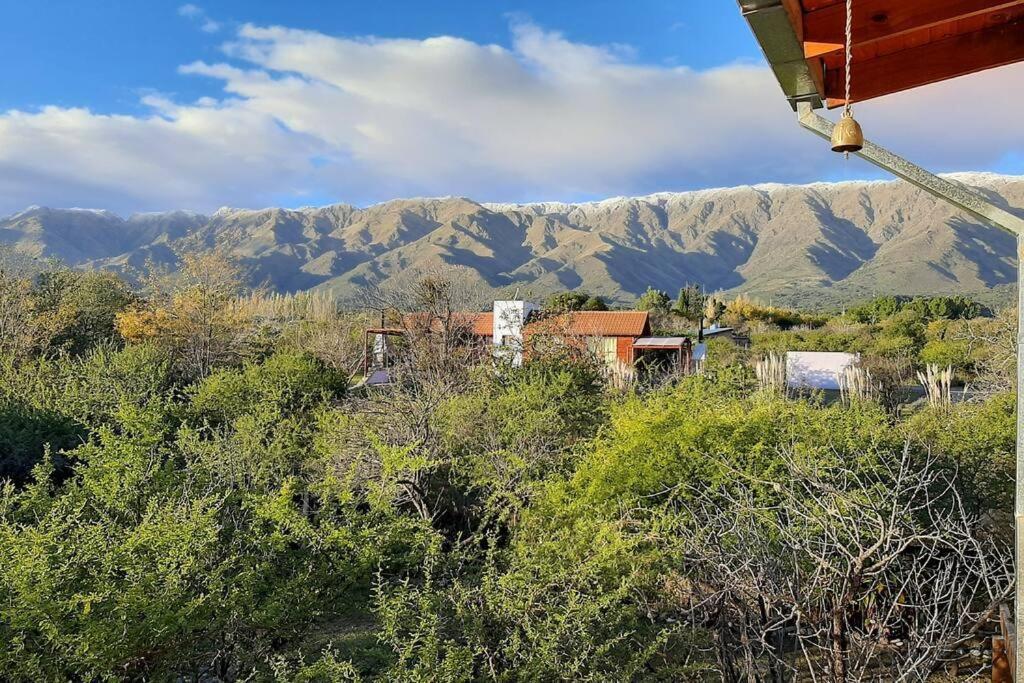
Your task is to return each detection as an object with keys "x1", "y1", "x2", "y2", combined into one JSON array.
[{"x1": 187, "y1": 351, "x2": 345, "y2": 426}]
